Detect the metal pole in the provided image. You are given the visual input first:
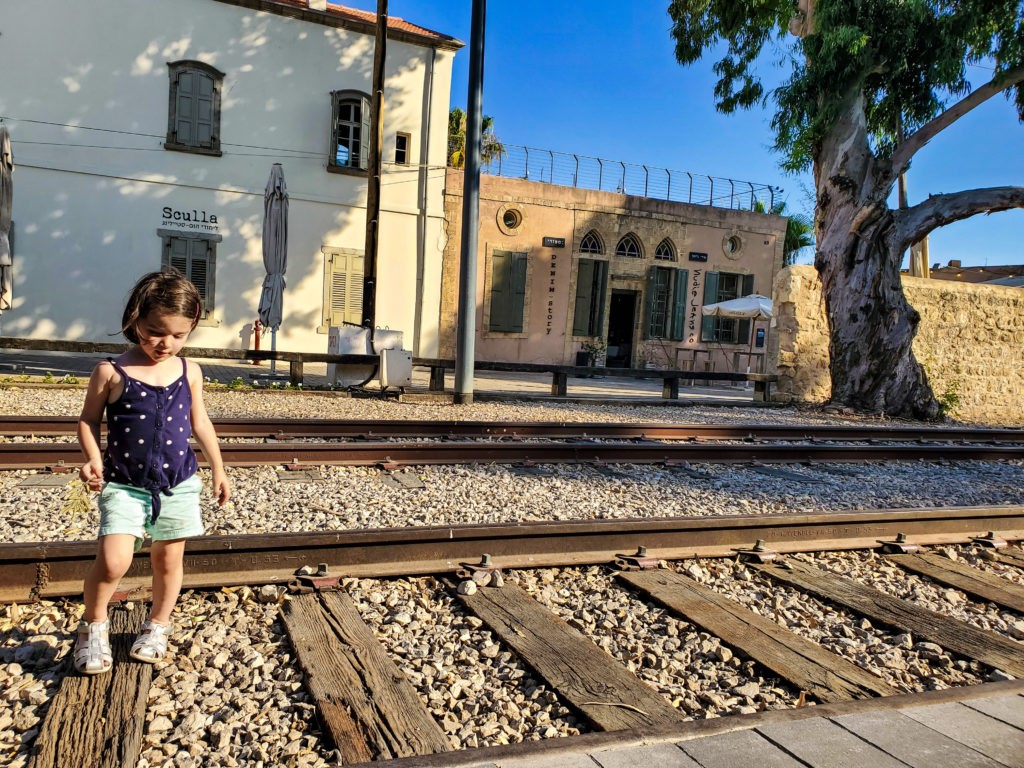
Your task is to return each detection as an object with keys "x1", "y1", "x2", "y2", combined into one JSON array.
[
  {"x1": 454, "y1": 0, "x2": 486, "y2": 404},
  {"x1": 361, "y1": 0, "x2": 387, "y2": 335}
]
